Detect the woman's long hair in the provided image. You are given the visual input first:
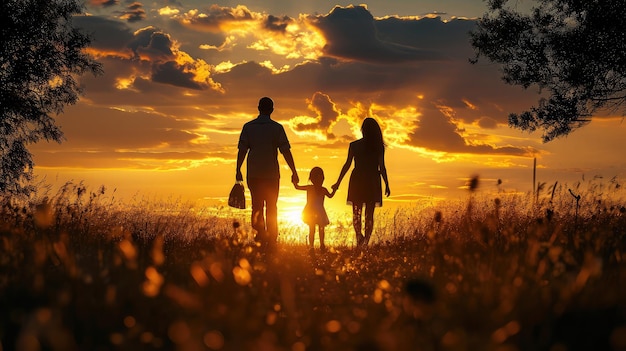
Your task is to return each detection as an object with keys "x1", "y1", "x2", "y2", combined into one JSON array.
[{"x1": 361, "y1": 117, "x2": 385, "y2": 154}]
